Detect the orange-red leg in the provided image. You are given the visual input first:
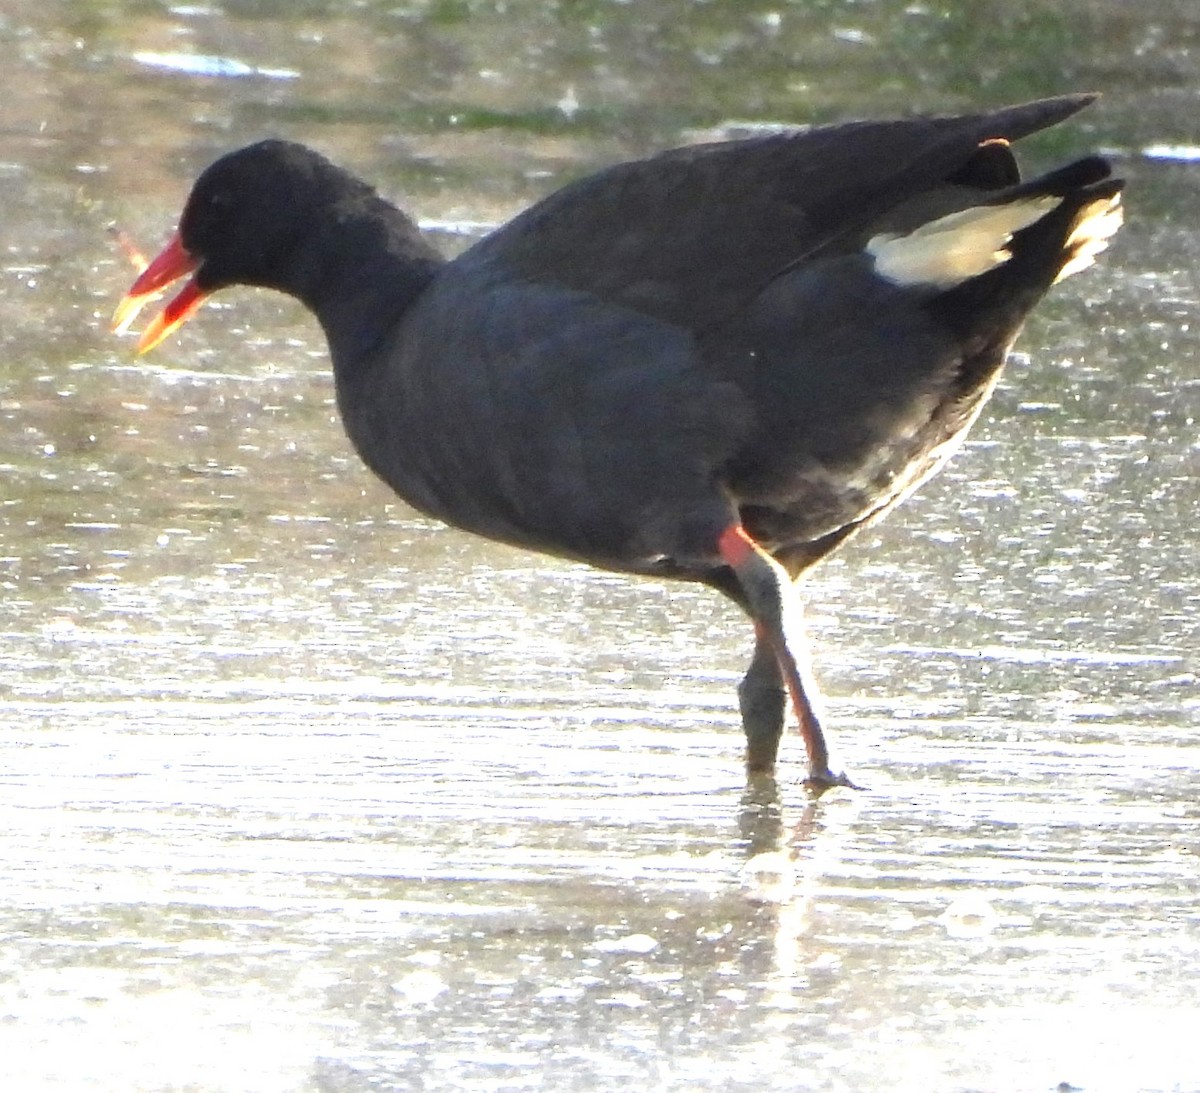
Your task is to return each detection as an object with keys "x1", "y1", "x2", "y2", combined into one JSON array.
[{"x1": 718, "y1": 524, "x2": 858, "y2": 795}]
